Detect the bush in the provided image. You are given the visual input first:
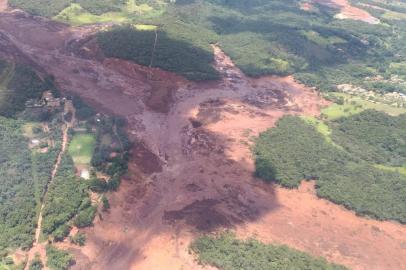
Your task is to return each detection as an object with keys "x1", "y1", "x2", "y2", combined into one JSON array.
[
  {"x1": 101, "y1": 195, "x2": 110, "y2": 211},
  {"x1": 74, "y1": 206, "x2": 97, "y2": 228},
  {"x1": 70, "y1": 233, "x2": 86, "y2": 246},
  {"x1": 29, "y1": 254, "x2": 43, "y2": 270},
  {"x1": 46, "y1": 246, "x2": 75, "y2": 270},
  {"x1": 52, "y1": 224, "x2": 71, "y2": 242}
]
